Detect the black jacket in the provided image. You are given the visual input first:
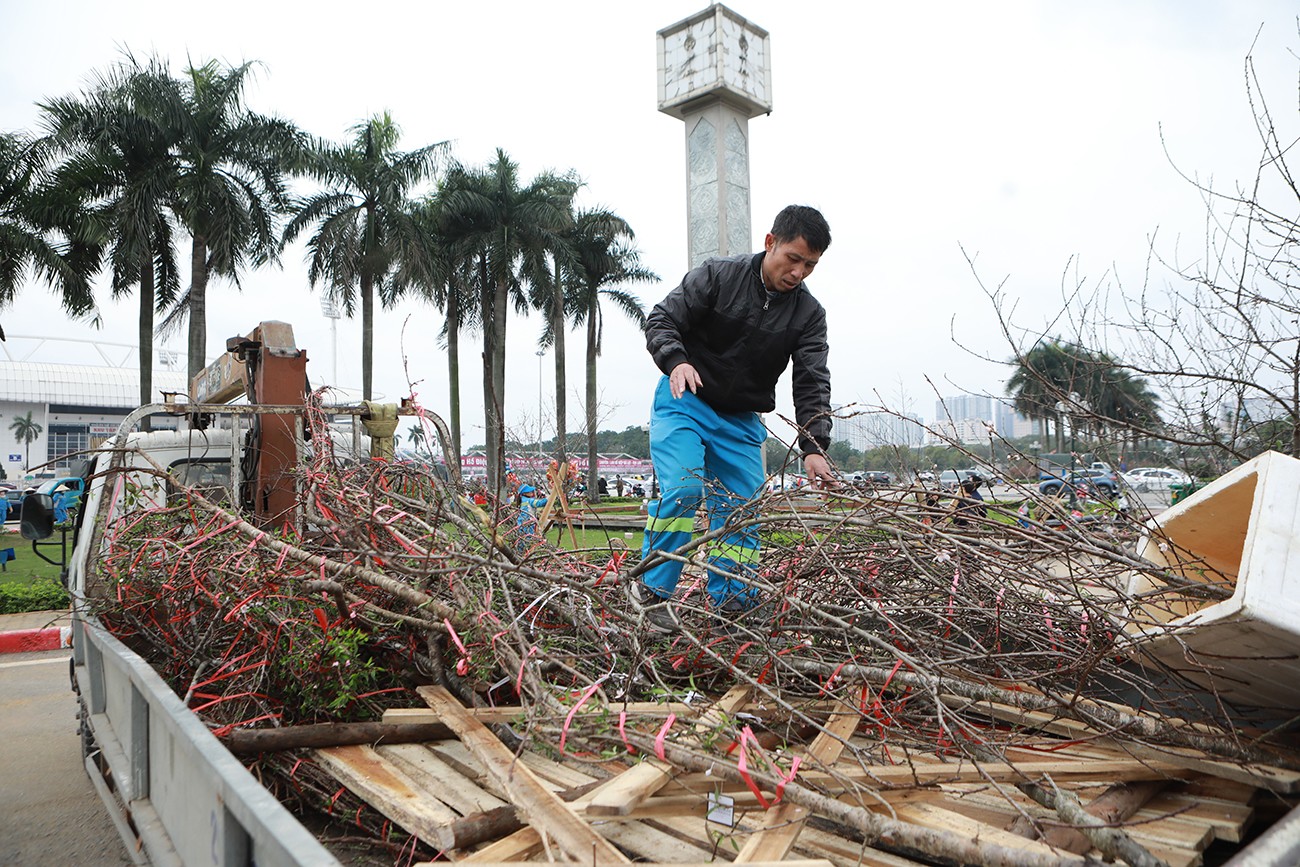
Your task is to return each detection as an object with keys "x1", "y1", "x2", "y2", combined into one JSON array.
[{"x1": 645, "y1": 252, "x2": 832, "y2": 455}]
